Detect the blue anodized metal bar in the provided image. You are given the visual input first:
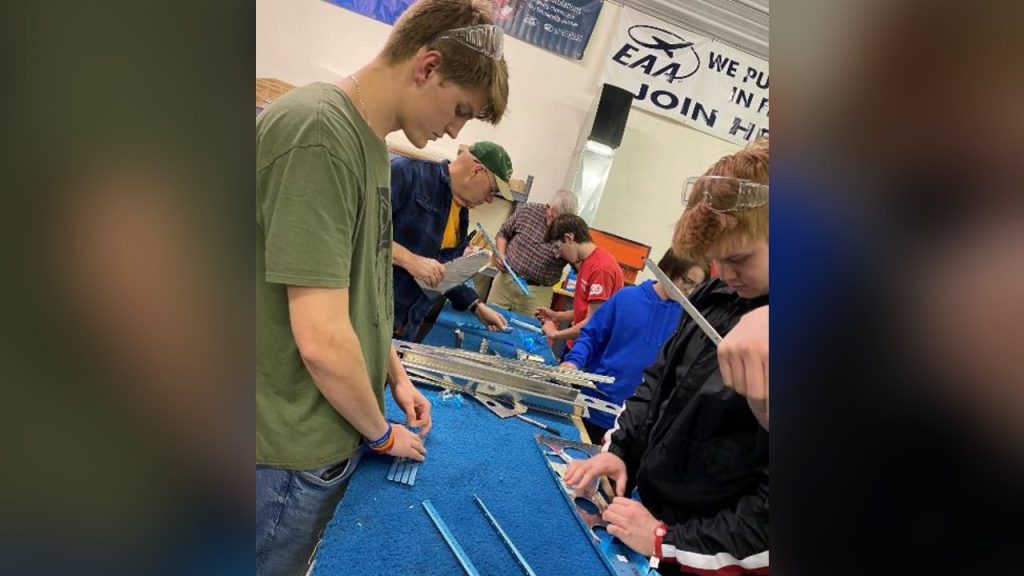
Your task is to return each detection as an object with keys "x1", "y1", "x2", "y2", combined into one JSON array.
[
  {"x1": 473, "y1": 495, "x2": 538, "y2": 576},
  {"x1": 422, "y1": 500, "x2": 482, "y2": 576}
]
